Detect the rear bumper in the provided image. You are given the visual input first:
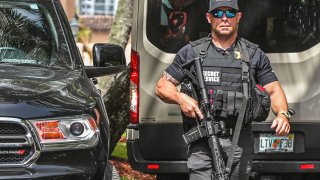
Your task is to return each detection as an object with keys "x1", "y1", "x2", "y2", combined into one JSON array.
[
  {"x1": 127, "y1": 122, "x2": 320, "y2": 174},
  {"x1": 128, "y1": 139, "x2": 320, "y2": 174},
  {"x1": 252, "y1": 161, "x2": 320, "y2": 173}
]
